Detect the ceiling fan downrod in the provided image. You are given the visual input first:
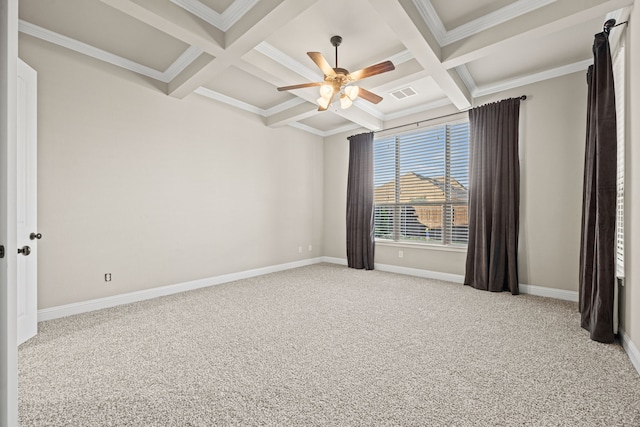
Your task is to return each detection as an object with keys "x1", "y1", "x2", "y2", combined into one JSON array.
[{"x1": 330, "y1": 35, "x2": 342, "y2": 68}]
